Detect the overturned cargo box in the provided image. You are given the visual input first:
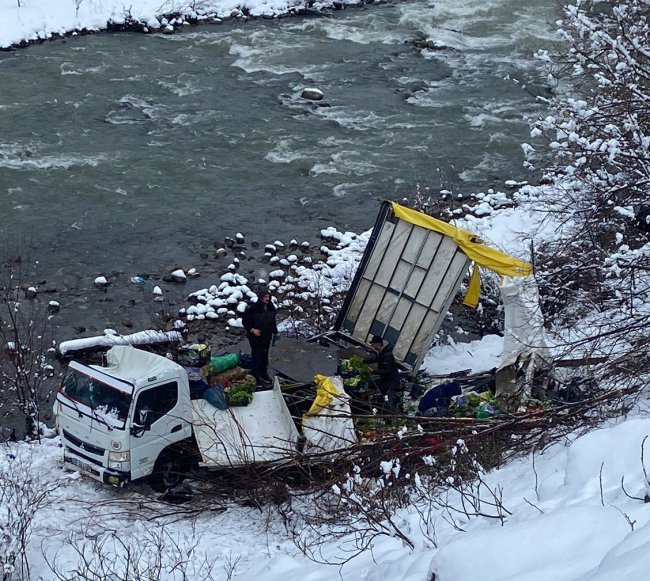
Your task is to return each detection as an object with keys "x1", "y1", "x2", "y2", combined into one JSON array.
[{"x1": 330, "y1": 201, "x2": 532, "y2": 374}]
